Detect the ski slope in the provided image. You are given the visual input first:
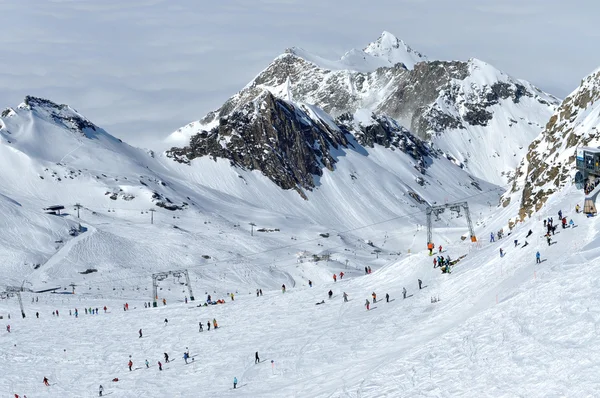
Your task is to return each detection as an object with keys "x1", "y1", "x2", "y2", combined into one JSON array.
[{"x1": 2, "y1": 183, "x2": 599, "y2": 397}]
